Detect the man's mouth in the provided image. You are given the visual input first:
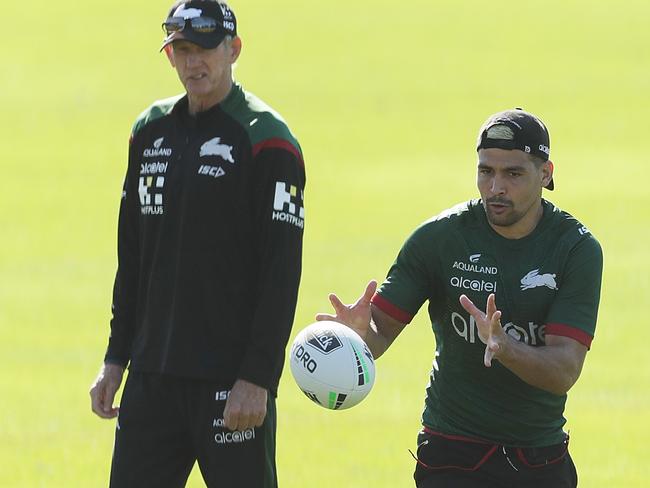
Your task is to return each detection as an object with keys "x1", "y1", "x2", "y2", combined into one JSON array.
[{"x1": 486, "y1": 200, "x2": 512, "y2": 214}]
